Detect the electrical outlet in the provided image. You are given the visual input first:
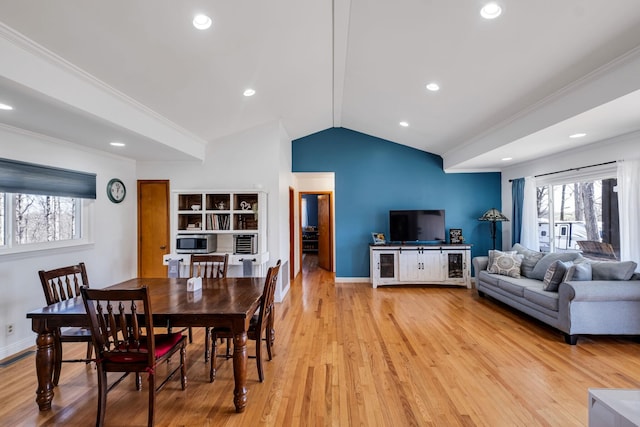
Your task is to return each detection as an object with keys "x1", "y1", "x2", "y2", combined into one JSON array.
[{"x1": 6, "y1": 324, "x2": 14, "y2": 336}]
